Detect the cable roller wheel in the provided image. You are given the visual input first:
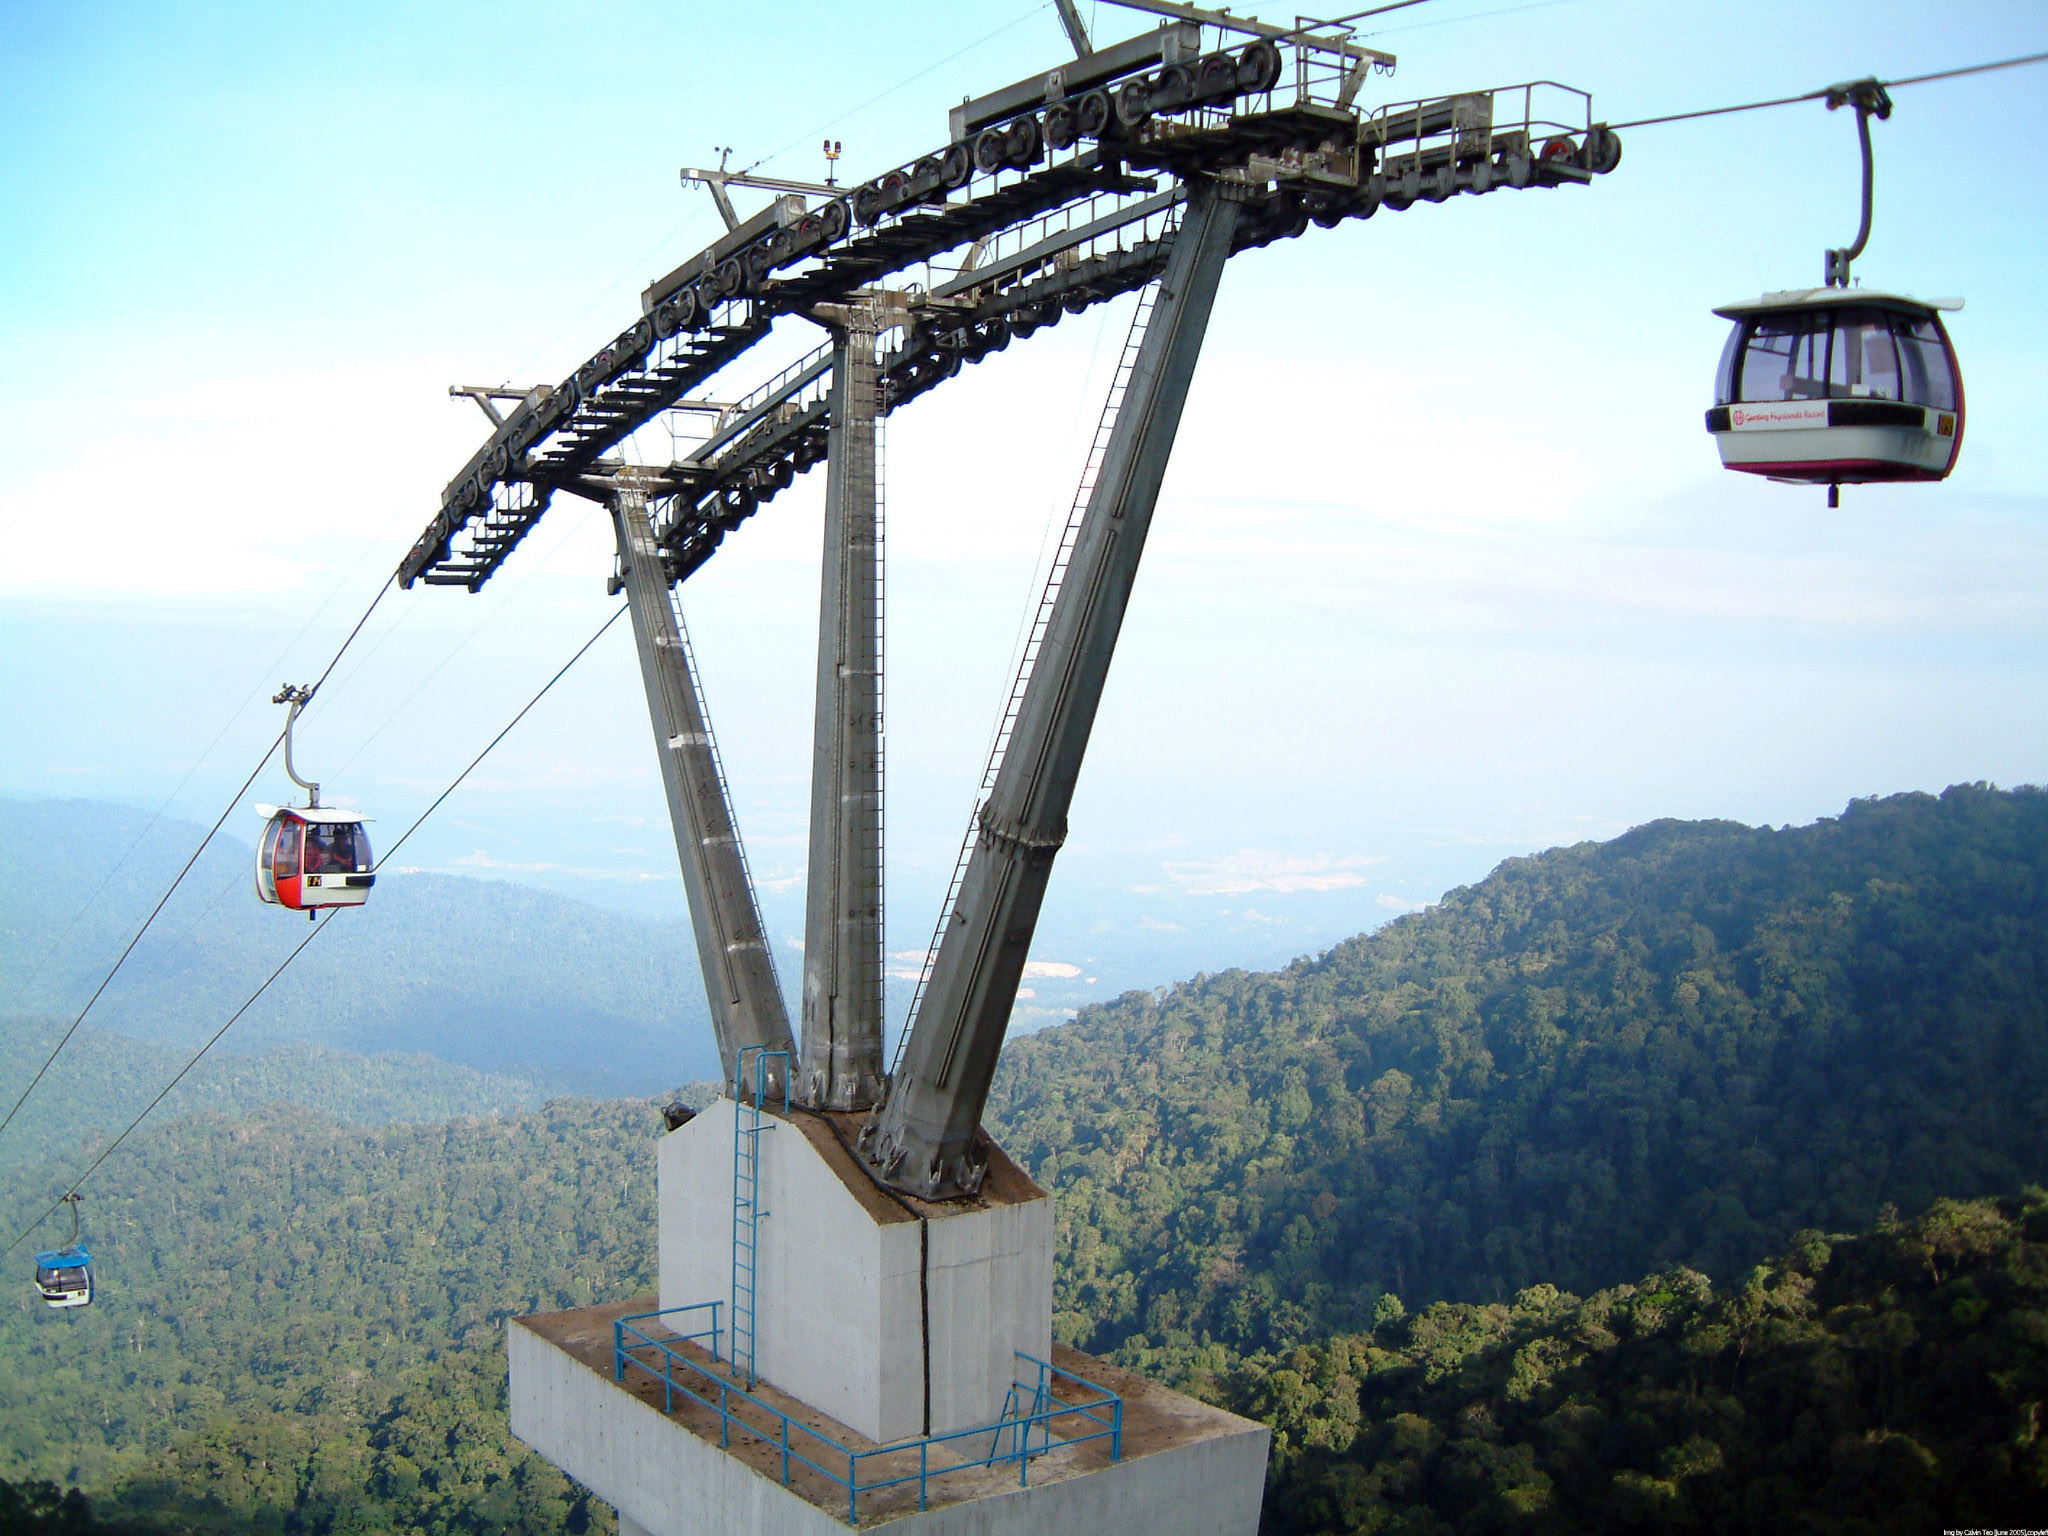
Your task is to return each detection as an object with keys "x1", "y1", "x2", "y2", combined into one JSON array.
[
  {"x1": 1003, "y1": 114, "x2": 1042, "y2": 168},
  {"x1": 714, "y1": 258, "x2": 745, "y2": 298},
  {"x1": 1114, "y1": 77, "x2": 1153, "y2": 128},
  {"x1": 1154, "y1": 62, "x2": 1197, "y2": 112},
  {"x1": 939, "y1": 142, "x2": 972, "y2": 188},
  {"x1": 1075, "y1": 90, "x2": 1112, "y2": 139},
  {"x1": 1239, "y1": 38, "x2": 1282, "y2": 93},
  {"x1": 973, "y1": 128, "x2": 1008, "y2": 175},
  {"x1": 852, "y1": 182, "x2": 886, "y2": 226},
  {"x1": 1581, "y1": 125, "x2": 1622, "y2": 174},
  {"x1": 1044, "y1": 101, "x2": 1077, "y2": 152}
]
